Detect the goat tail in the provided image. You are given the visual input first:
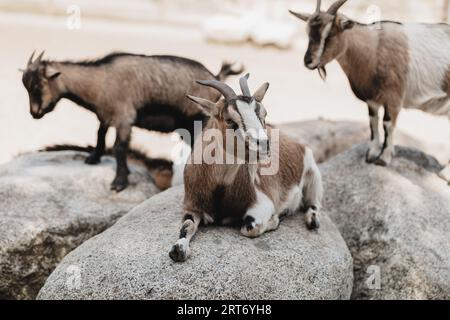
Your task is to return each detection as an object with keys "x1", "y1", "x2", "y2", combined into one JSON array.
[
  {"x1": 216, "y1": 62, "x2": 244, "y2": 81},
  {"x1": 43, "y1": 144, "x2": 94, "y2": 153},
  {"x1": 302, "y1": 147, "x2": 323, "y2": 210}
]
